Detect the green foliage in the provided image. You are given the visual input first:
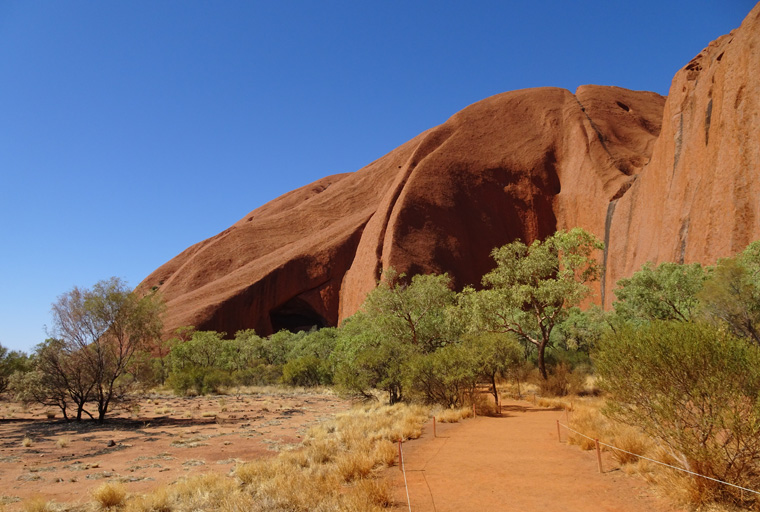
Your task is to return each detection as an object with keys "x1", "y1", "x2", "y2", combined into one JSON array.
[
  {"x1": 552, "y1": 305, "x2": 611, "y2": 353},
  {"x1": 405, "y1": 332, "x2": 521, "y2": 406},
  {"x1": 169, "y1": 331, "x2": 228, "y2": 371},
  {"x1": 264, "y1": 330, "x2": 307, "y2": 366},
  {"x1": 613, "y1": 261, "x2": 706, "y2": 323},
  {"x1": 332, "y1": 271, "x2": 458, "y2": 403},
  {"x1": 405, "y1": 342, "x2": 479, "y2": 407},
  {"x1": 333, "y1": 311, "x2": 414, "y2": 403},
  {"x1": 281, "y1": 356, "x2": 326, "y2": 387},
  {"x1": 280, "y1": 327, "x2": 338, "y2": 386},
  {"x1": 595, "y1": 321, "x2": 760, "y2": 503},
  {"x1": 462, "y1": 228, "x2": 603, "y2": 379},
  {"x1": 167, "y1": 330, "x2": 274, "y2": 395},
  {"x1": 0, "y1": 344, "x2": 29, "y2": 394},
  {"x1": 700, "y1": 241, "x2": 760, "y2": 345},
  {"x1": 361, "y1": 270, "x2": 458, "y2": 352}
]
